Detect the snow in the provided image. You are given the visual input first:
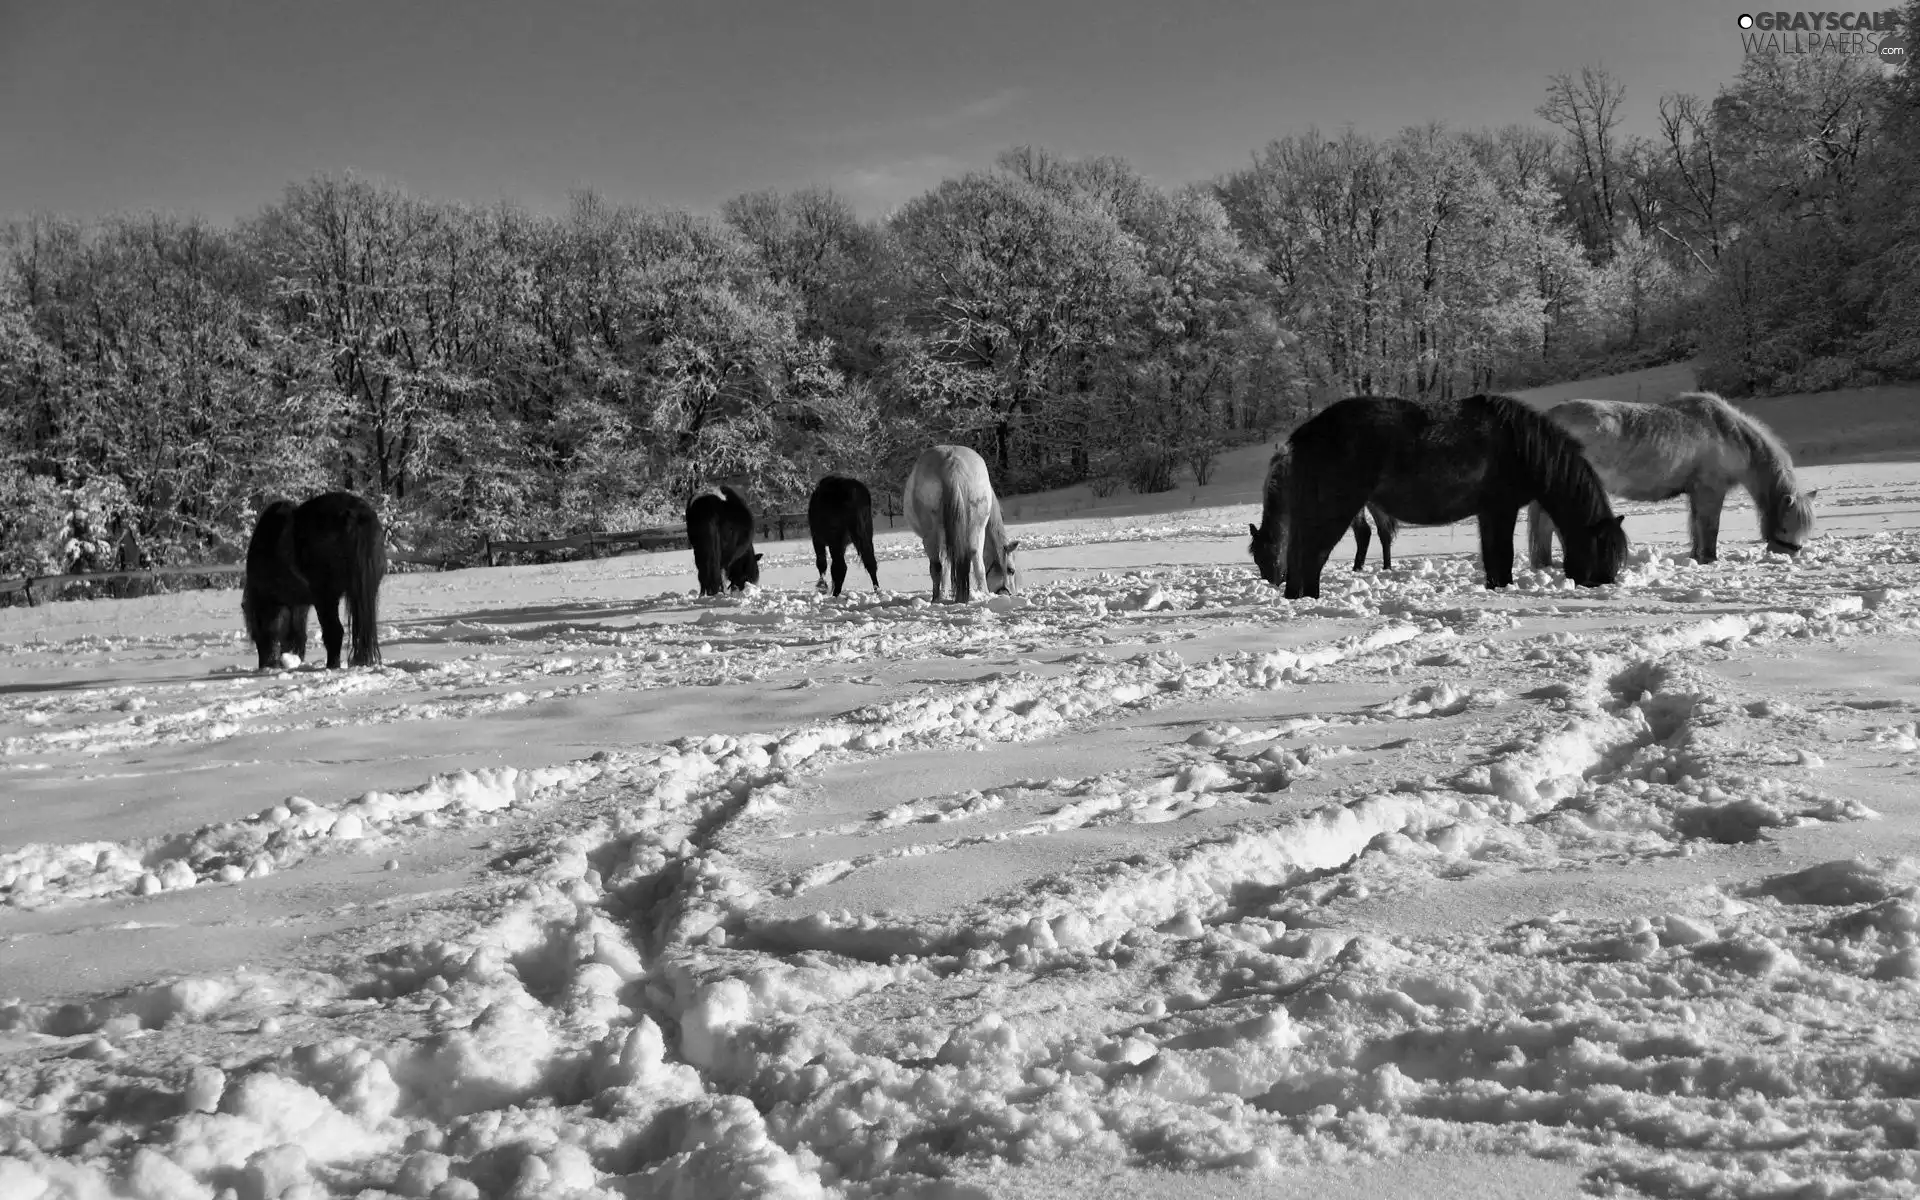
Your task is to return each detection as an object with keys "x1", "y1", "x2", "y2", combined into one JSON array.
[{"x1": 5, "y1": 461, "x2": 1920, "y2": 1198}]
